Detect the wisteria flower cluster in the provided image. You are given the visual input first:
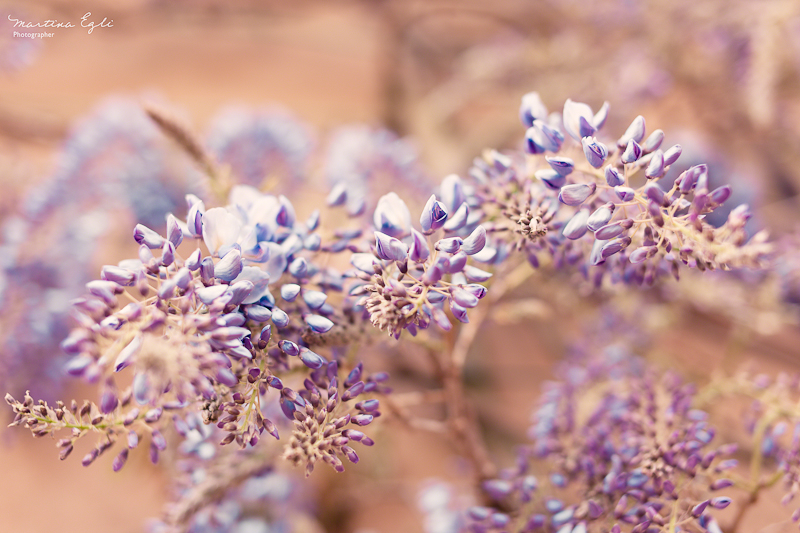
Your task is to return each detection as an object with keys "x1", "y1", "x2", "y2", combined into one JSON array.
[
  {"x1": 6, "y1": 185, "x2": 382, "y2": 478},
  {"x1": 4, "y1": 91, "x2": 797, "y2": 533}
]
